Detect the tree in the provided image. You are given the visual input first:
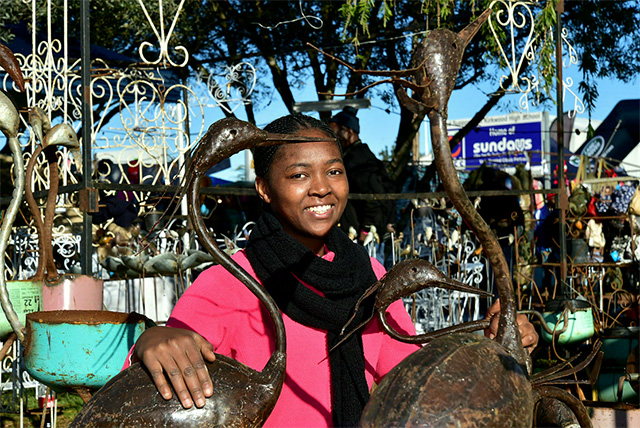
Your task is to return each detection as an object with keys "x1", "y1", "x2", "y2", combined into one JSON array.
[
  {"x1": 2, "y1": 0, "x2": 639, "y2": 190},
  {"x1": 339, "y1": 0, "x2": 640, "y2": 187}
]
